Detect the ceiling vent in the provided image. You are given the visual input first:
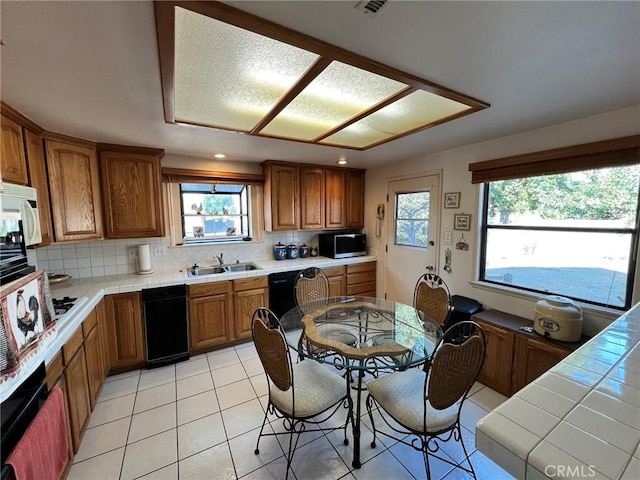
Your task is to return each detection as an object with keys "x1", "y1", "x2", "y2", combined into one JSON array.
[{"x1": 355, "y1": 0, "x2": 389, "y2": 17}]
